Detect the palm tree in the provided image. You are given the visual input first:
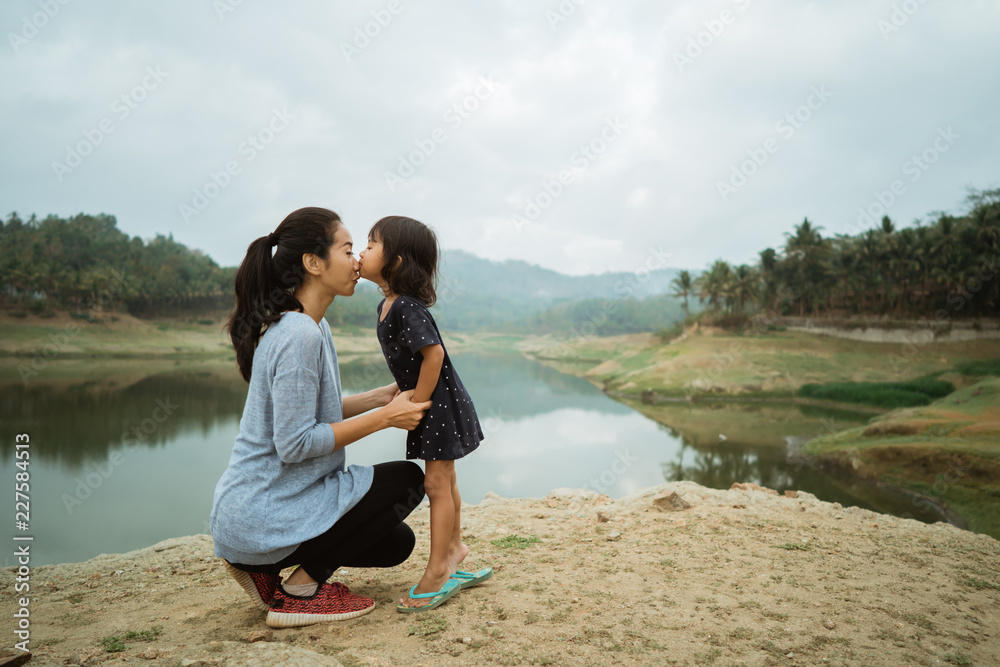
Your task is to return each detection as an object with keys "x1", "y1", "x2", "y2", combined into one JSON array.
[
  {"x1": 670, "y1": 270, "x2": 694, "y2": 320},
  {"x1": 782, "y1": 218, "x2": 829, "y2": 315},
  {"x1": 758, "y1": 248, "x2": 778, "y2": 311},
  {"x1": 889, "y1": 227, "x2": 917, "y2": 315},
  {"x1": 730, "y1": 265, "x2": 760, "y2": 314},
  {"x1": 855, "y1": 229, "x2": 882, "y2": 312},
  {"x1": 827, "y1": 235, "x2": 858, "y2": 313},
  {"x1": 970, "y1": 200, "x2": 1000, "y2": 251},
  {"x1": 879, "y1": 216, "x2": 896, "y2": 311},
  {"x1": 695, "y1": 260, "x2": 733, "y2": 313}
]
